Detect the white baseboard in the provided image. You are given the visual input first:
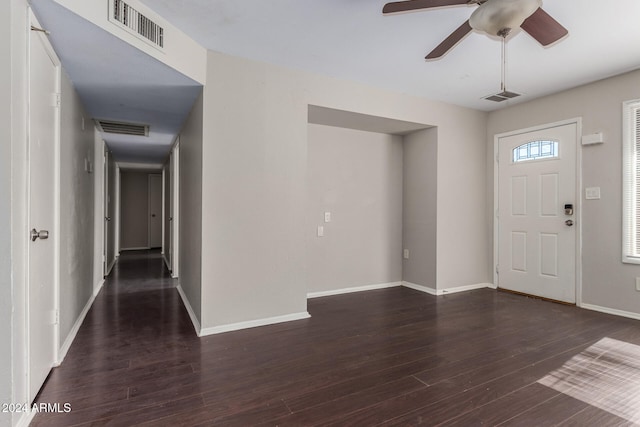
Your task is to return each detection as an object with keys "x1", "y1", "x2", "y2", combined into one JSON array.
[
  {"x1": 163, "y1": 254, "x2": 171, "y2": 271},
  {"x1": 307, "y1": 282, "x2": 402, "y2": 299},
  {"x1": 402, "y1": 281, "x2": 492, "y2": 296},
  {"x1": 580, "y1": 303, "x2": 640, "y2": 321},
  {"x1": 402, "y1": 281, "x2": 438, "y2": 295},
  {"x1": 93, "y1": 278, "x2": 105, "y2": 298},
  {"x1": 176, "y1": 284, "x2": 201, "y2": 336},
  {"x1": 199, "y1": 312, "x2": 311, "y2": 337},
  {"x1": 441, "y1": 283, "x2": 494, "y2": 295},
  {"x1": 15, "y1": 410, "x2": 36, "y2": 427},
  {"x1": 120, "y1": 246, "x2": 150, "y2": 251},
  {"x1": 105, "y1": 259, "x2": 116, "y2": 275},
  {"x1": 56, "y1": 280, "x2": 102, "y2": 365}
]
